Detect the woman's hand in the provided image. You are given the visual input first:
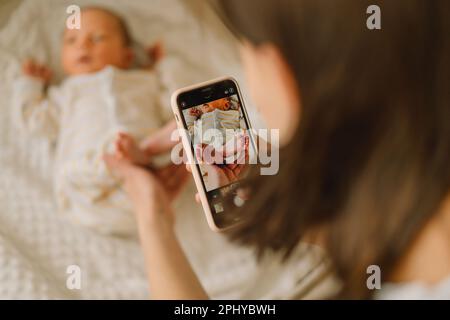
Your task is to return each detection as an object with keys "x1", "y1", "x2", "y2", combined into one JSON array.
[
  {"x1": 104, "y1": 154, "x2": 176, "y2": 228},
  {"x1": 103, "y1": 123, "x2": 208, "y2": 299}
]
